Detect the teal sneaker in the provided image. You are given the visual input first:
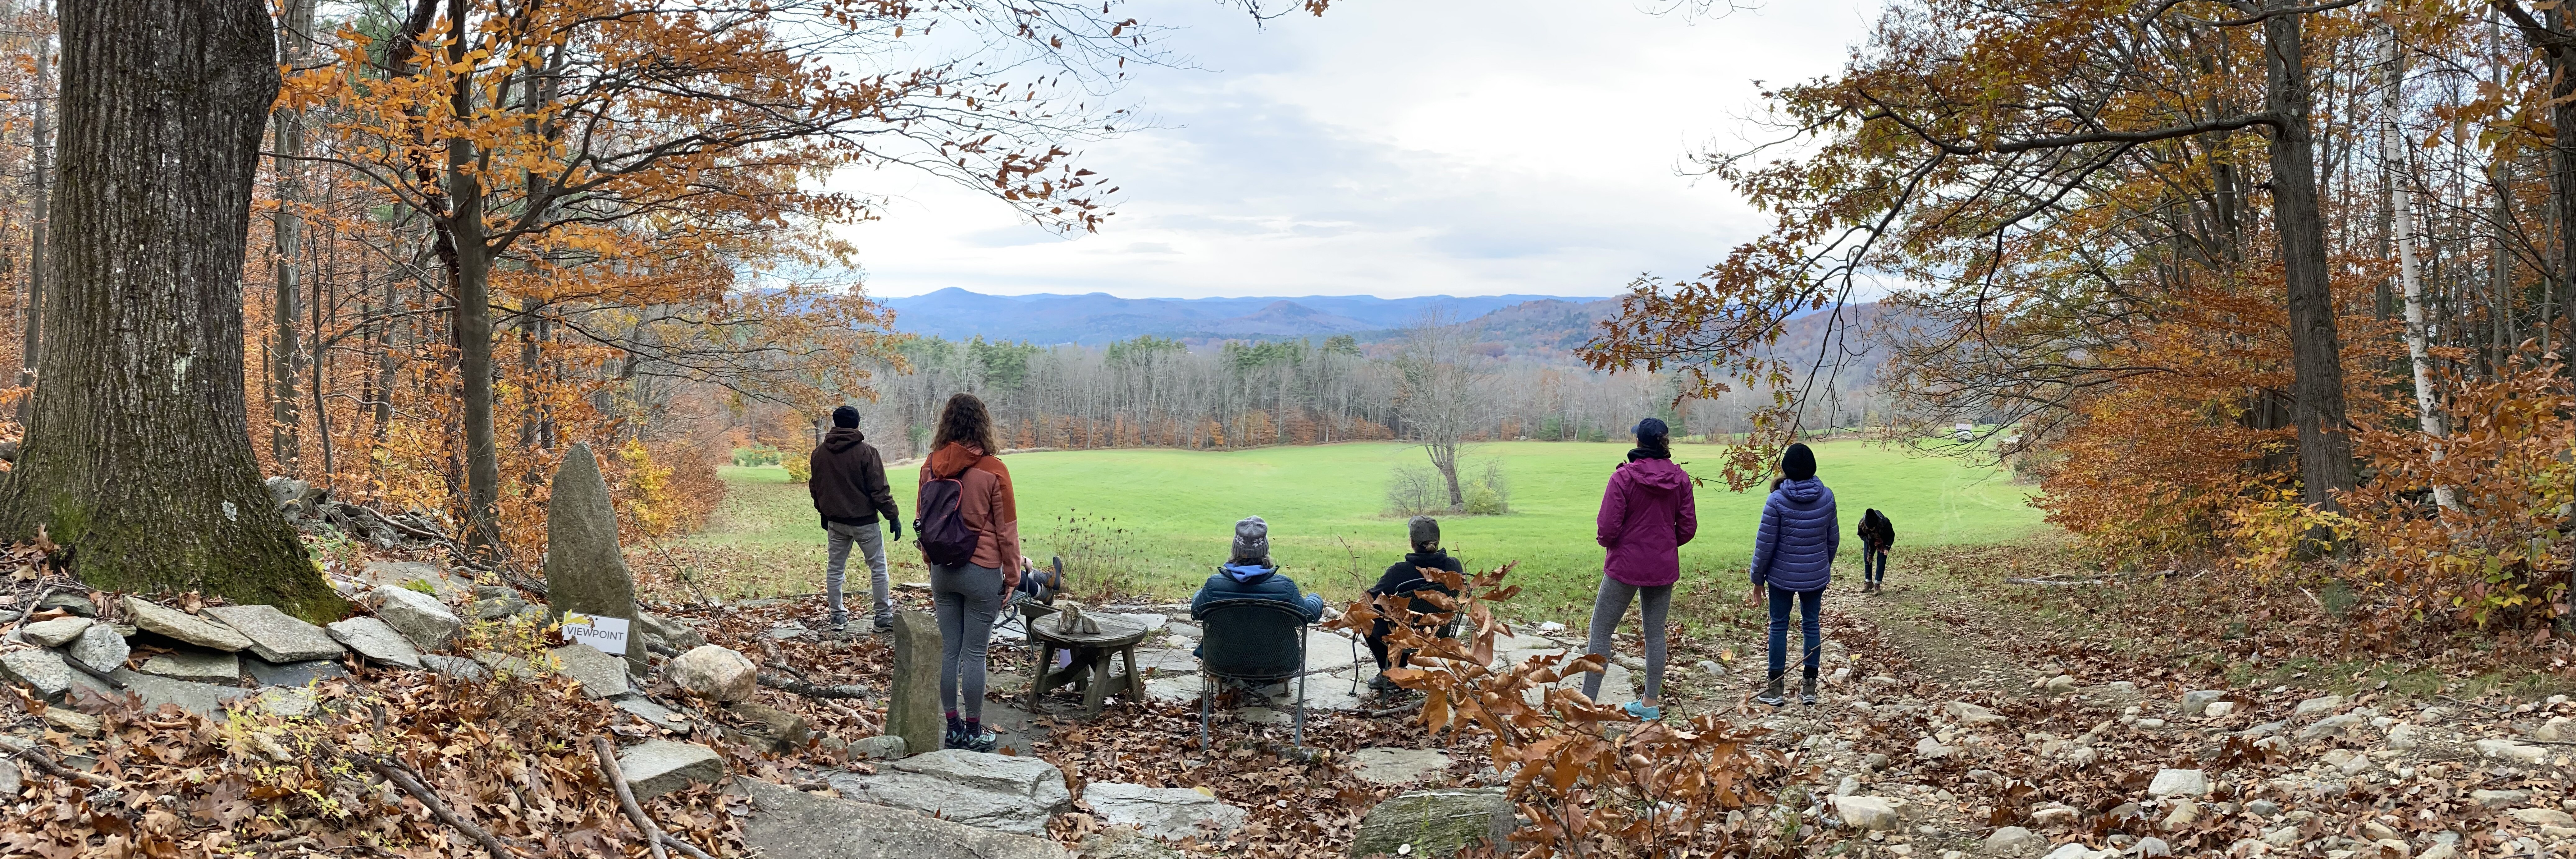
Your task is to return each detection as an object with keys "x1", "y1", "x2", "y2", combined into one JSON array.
[{"x1": 1622, "y1": 701, "x2": 1661, "y2": 720}]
